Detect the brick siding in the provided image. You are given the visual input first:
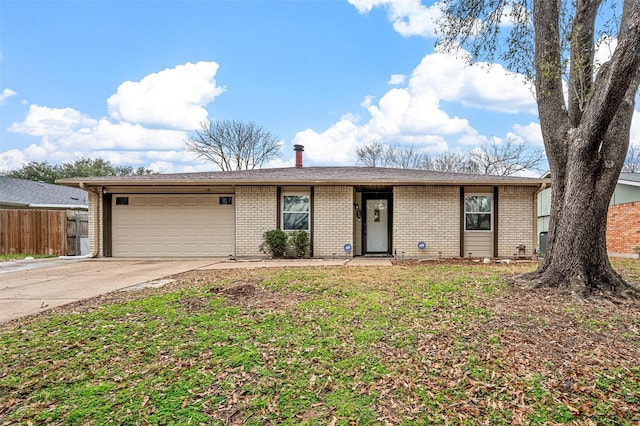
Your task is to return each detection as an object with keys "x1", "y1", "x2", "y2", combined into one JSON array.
[
  {"x1": 497, "y1": 186, "x2": 536, "y2": 257},
  {"x1": 393, "y1": 186, "x2": 460, "y2": 258},
  {"x1": 313, "y1": 186, "x2": 354, "y2": 257},
  {"x1": 87, "y1": 192, "x2": 102, "y2": 257},
  {"x1": 606, "y1": 201, "x2": 640, "y2": 255},
  {"x1": 235, "y1": 186, "x2": 277, "y2": 257}
]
